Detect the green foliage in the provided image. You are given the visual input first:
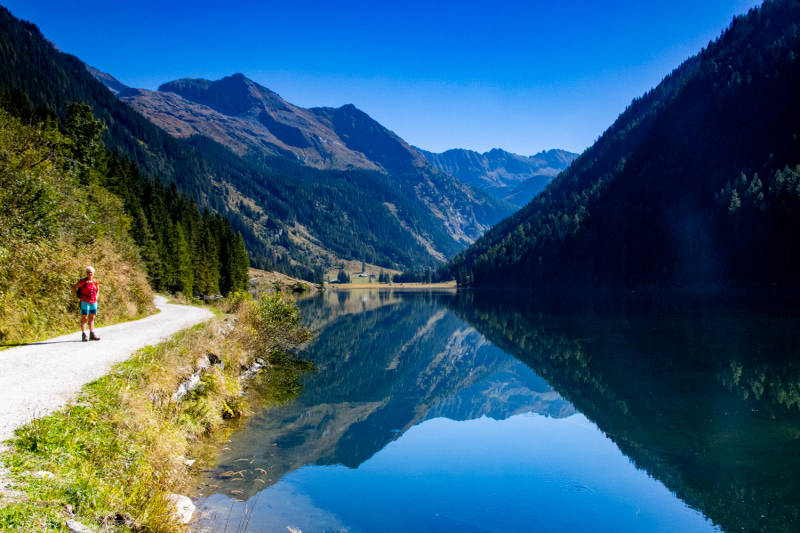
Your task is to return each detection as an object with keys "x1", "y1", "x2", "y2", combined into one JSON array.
[
  {"x1": 64, "y1": 102, "x2": 107, "y2": 185},
  {"x1": 105, "y1": 154, "x2": 250, "y2": 296},
  {"x1": 227, "y1": 290, "x2": 252, "y2": 312},
  {"x1": 394, "y1": 268, "x2": 434, "y2": 283},
  {"x1": 243, "y1": 292, "x2": 316, "y2": 360},
  {"x1": 337, "y1": 269, "x2": 351, "y2": 284}
]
